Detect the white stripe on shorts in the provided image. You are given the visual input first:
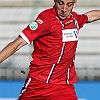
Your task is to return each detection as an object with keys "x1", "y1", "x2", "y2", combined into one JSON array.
[{"x1": 19, "y1": 78, "x2": 31, "y2": 97}]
